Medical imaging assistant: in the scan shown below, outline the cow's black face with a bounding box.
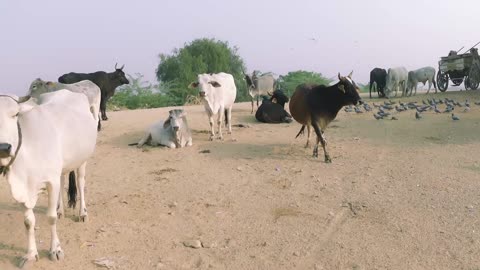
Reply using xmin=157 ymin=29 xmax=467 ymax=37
xmin=338 ymin=73 xmax=362 ymax=106
xmin=114 ymin=69 xmax=129 ymax=85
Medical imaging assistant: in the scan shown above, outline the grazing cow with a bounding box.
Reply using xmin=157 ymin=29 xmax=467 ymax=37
xmin=406 ymin=67 xmax=437 ymax=96
xmin=29 ymin=78 xmax=102 ymax=130
xmin=133 ymin=109 xmax=192 ymax=148
xmin=244 ymin=71 xmax=276 ymax=113
xmin=369 ymin=68 xmax=387 ymax=98
xmin=255 ymin=90 xmax=293 ymax=123
xmin=58 ymin=63 xmax=129 ymax=121
xmin=289 ymin=72 xmax=362 ymax=163
xmin=385 ymin=67 xmax=408 ymax=97
xmin=189 ymin=72 xmax=237 ymax=140
xmin=0 ymin=90 xmax=97 ymax=267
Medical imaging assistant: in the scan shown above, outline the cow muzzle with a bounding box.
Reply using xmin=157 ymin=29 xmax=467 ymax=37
xmin=0 ymin=143 xmax=12 ymax=158
xmin=199 ymin=92 xmax=206 ymax=98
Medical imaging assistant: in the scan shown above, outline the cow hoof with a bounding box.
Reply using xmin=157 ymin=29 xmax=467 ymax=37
xmin=325 ymin=156 xmax=332 ymax=163
xmin=19 ymin=252 xmax=39 ymax=268
xmin=57 ymin=212 xmax=63 ymax=219
xmin=49 ymin=248 xmax=64 ymax=261
xmin=80 ymin=215 xmax=89 ymax=222
xmin=209 ymin=136 xmax=215 ymax=141
xmin=218 ymin=136 xmax=224 ymax=141
xmin=102 ymin=116 xmax=108 ymax=121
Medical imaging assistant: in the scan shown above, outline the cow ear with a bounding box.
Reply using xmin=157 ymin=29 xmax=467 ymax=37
xmin=46 ymin=81 xmax=54 ymax=86
xmin=18 ymin=95 xmax=31 ymax=103
xmin=209 ymin=81 xmax=221 ymax=87
xmin=338 ymin=73 xmax=342 ymax=81
xmin=338 ymin=84 xmax=345 ymax=93
xmin=163 ymin=117 xmax=171 ymax=129
xmin=188 ymin=82 xmax=199 ymax=89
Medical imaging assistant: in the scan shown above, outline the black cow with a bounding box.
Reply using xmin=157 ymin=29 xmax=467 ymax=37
xmin=58 ymin=63 xmax=129 ymax=121
xmin=369 ymin=68 xmax=387 ymax=98
xmin=255 ymin=90 xmax=292 ymax=123
xmin=289 ymin=72 xmax=362 ymax=163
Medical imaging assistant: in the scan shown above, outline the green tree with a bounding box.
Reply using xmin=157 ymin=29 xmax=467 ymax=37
xmin=156 ymin=38 xmax=249 ymax=104
xmin=109 ymin=73 xmax=171 ymax=109
xmin=277 ymin=70 xmax=331 ymax=96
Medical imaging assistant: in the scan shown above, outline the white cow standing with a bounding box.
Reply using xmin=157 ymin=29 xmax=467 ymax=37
xmin=406 ymin=67 xmax=437 ymax=96
xmin=29 ymin=78 xmax=102 ymax=130
xmin=385 ymin=67 xmax=408 ymax=97
xmin=0 ymin=90 xmax=98 ymax=267
xmin=189 ymin=73 xmax=237 ymax=140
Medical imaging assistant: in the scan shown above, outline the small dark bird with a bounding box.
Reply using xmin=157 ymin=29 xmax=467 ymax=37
xmin=474 ymin=101 xmax=480 ymax=106
xmin=434 ymin=106 xmax=441 ymax=113
xmin=344 ymin=105 xmax=353 ymax=112
xmin=383 ymin=104 xmax=394 ymax=110
xmin=451 ymin=113 xmax=460 ymax=121
xmin=463 ymin=107 xmax=470 ymax=113
xmin=363 ymin=103 xmax=372 ymax=112
xmin=415 ymin=111 xmax=422 ymax=119
xmin=373 ymin=102 xmax=381 ymax=108
xmin=422 ymin=100 xmax=427 ymax=105
xmin=391 ymin=116 xmax=398 ymax=120
xmin=395 ymin=105 xmax=404 ymax=112
xmin=373 ymin=113 xmax=383 ymax=120
xmin=354 ymin=106 xmax=363 ymax=113
xmin=443 ymin=106 xmax=454 ymax=113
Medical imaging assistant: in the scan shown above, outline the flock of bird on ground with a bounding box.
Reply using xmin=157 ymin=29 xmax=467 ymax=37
xmin=343 ymin=96 xmax=480 ymax=121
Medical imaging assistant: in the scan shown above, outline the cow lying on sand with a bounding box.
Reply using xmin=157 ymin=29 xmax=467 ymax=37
xmin=255 ymin=90 xmax=292 ymax=123
xmin=130 ymin=109 xmax=192 ymax=148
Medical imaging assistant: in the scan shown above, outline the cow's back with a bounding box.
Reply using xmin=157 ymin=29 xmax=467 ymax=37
xmin=37 ymin=90 xmax=97 ymax=171
xmin=290 ymin=84 xmax=315 ymax=125
xmin=59 ymin=71 xmax=108 ymax=89
xmin=214 ymin=72 xmax=237 ymax=106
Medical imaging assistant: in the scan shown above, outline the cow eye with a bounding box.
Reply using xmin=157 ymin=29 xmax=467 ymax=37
xmin=12 ymin=113 xmax=19 ymax=118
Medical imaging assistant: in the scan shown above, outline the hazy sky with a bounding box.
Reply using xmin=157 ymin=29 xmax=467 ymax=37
xmin=1 ymin=0 xmax=479 ymax=95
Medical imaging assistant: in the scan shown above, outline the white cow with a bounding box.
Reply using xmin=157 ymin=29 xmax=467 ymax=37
xmin=29 ymin=78 xmax=102 ymax=130
xmin=244 ymin=71 xmax=276 ymax=113
xmin=385 ymin=67 xmax=408 ymax=97
xmin=406 ymin=67 xmax=437 ymax=96
xmin=135 ymin=109 xmax=193 ymax=148
xmin=189 ymin=72 xmax=237 ymax=140
xmin=0 ymin=90 xmax=97 ymax=267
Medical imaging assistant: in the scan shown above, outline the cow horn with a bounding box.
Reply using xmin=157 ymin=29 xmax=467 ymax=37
xmin=115 ymin=63 xmax=118 ymax=69
xmin=348 ymin=70 xmax=353 ymax=78
xmin=120 ymin=64 xmax=125 ymax=70
xmin=18 ymin=95 xmax=31 ymax=103
xmin=338 ymin=72 xmax=342 ymax=80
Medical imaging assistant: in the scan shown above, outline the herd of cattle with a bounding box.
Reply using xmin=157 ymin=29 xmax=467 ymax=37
xmin=369 ymin=66 xmax=437 ymax=98
xmin=0 ymin=61 xmax=459 ymax=266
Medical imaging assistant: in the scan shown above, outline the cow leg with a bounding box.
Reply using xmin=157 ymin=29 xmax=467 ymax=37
xmin=305 ymin=125 xmax=311 ymax=148
xmin=251 ymin=98 xmax=254 ymax=114
xmin=76 ymin=162 xmax=88 ymax=222
xmin=46 ymin=180 xmax=64 ymax=261
xmin=311 ymin=118 xmax=331 ymax=163
xmin=226 ymin=106 xmax=233 ymax=134
xmin=57 ymin=174 xmax=66 ymax=219
xmin=19 ymin=208 xmax=39 ymax=268
xmin=208 ymin=113 xmax=215 ymax=141
xmin=137 ymin=132 xmax=152 ymax=148
xmin=217 ymin=108 xmax=224 ymax=140
xmin=100 ymin=98 xmax=108 ymax=121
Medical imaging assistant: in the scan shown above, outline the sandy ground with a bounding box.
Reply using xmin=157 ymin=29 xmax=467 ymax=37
xmin=1 ymin=90 xmax=480 ymax=270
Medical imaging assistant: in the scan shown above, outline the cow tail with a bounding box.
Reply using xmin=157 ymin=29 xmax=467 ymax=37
xmin=67 ymin=171 xmax=77 ymax=209
xmin=295 ymin=125 xmax=306 ymax=138
xmin=432 ymin=75 xmax=437 ymax=90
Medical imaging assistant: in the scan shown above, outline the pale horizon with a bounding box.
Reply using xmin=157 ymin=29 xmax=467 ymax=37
xmin=1 ymin=0 xmax=479 ymax=95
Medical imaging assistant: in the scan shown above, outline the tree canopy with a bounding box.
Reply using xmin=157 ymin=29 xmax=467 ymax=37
xmin=276 ymin=70 xmax=331 ymax=96
xmin=156 ymin=38 xmax=249 ymax=103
